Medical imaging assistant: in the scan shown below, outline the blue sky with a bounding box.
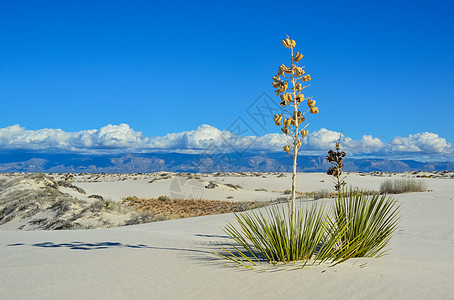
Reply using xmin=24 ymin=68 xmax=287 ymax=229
xmin=1 ymin=1 xmax=453 ymax=161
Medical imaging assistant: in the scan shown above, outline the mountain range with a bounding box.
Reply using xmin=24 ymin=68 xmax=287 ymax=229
xmin=0 ymin=151 xmax=453 ymax=173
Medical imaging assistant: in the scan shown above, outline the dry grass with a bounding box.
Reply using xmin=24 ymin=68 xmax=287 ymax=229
xmin=122 ymin=196 xmax=268 ymax=220
xmin=379 ymin=178 xmax=428 ymax=194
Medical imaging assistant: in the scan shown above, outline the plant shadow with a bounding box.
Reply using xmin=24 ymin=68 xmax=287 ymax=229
xmin=7 ymin=241 xmax=212 ymax=255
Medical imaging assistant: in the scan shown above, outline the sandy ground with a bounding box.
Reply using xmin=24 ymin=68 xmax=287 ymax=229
xmin=1 ymin=172 xmax=454 ymax=299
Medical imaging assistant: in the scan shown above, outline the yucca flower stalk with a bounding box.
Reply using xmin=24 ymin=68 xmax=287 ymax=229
xmin=327 ymin=137 xmax=347 ymax=194
xmin=273 ymin=37 xmax=319 ymax=224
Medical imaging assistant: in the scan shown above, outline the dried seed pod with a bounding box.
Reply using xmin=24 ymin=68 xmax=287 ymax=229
xmin=283 ymin=118 xmax=292 ymax=128
xmin=284 ymin=145 xmax=290 ymax=153
xmin=302 ymin=74 xmax=311 ymax=82
xmin=296 ymin=94 xmax=304 ymax=103
xmin=281 ymin=127 xmax=289 ymax=134
xmin=272 ymin=81 xmax=280 ymax=88
xmin=272 ymin=75 xmax=280 ymax=81
xmin=301 ymin=129 xmax=309 ymax=137
xmin=274 ymin=114 xmax=282 ymax=123
xmin=280 ymin=100 xmax=287 ymax=107
xmin=298 ymin=116 xmax=305 ymax=124
xmin=295 ymin=67 xmax=304 ymax=76
xmin=284 ymin=66 xmax=292 ymax=74
xmin=282 ymin=39 xmax=291 ymax=48
xmin=307 ymin=99 xmax=316 ymax=108
xmin=286 ymin=94 xmax=292 ymax=102
xmin=310 ymin=106 xmax=319 ymax=114
xmin=295 ymin=83 xmax=302 ymax=91
xmin=294 ymin=53 xmax=303 ymax=62
xmin=290 ymin=40 xmax=296 ymax=48
xmin=278 ymin=64 xmax=287 ymax=76
xmin=296 ymin=140 xmax=301 ymax=149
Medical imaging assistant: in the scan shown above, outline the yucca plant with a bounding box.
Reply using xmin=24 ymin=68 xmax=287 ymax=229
xmin=216 ymin=38 xmax=399 ymax=270
xmin=328 ymin=189 xmax=400 ymax=265
xmin=218 ymin=203 xmax=346 ymax=268
xmin=273 ymin=37 xmax=319 ymax=223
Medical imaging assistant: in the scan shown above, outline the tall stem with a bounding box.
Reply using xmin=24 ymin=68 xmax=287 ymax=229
xmin=290 ymin=46 xmax=299 ymax=226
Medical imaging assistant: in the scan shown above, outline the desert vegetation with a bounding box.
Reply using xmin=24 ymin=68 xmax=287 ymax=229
xmin=217 ymin=38 xmax=400 ymax=269
xmin=122 ymin=196 xmax=270 ymax=220
xmin=218 ymin=188 xmax=399 ymax=268
xmin=326 ymin=138 xmax=347 ymax=192
xmin=379 ymin=178 xmax=428 ymax=194
xmin=272 ymin=36 xmax=319 ymax=222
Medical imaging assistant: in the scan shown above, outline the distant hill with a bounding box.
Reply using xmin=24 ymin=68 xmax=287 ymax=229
xmin=0 ymin=151 xmax=453 ymax=173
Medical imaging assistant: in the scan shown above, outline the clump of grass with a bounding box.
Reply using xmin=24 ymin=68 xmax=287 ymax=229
xmin=255 ymin=188 xmax=268 ymax=192
xmin=283 ymin=189 xmax=292 ymax=195
xmin=157 ymin=195 xmax=171 ymax=201
xmin=379 ymin=178 xmax=428 ymax=194
xmin=313 ymin=189 xmax=332 ymax=200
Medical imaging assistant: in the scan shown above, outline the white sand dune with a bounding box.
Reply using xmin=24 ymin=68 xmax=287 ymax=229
xmin=1 ymin=172 xmax=454 ymax=299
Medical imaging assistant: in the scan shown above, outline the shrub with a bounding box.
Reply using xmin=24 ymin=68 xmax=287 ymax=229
xmin=313 ymin=189 xmax=332 ymax=200
xmin=379 ymin=178 xmax=428 ymax=194
xmin=225 ymin=183 xmax=242 ymax=190
xmin=157 ymin=195 xmax=171 ymax=201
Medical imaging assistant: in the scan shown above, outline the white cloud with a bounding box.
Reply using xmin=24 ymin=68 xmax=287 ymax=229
xmin=389 ymin=132 xmax=450 ymax=153
xmin=0 ymin=124 xmax=452 ymax=161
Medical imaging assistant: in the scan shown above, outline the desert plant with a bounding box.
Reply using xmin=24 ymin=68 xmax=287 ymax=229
xmin=218 ymin=190 xmax=400 ymax=268
xmin=326 ymin=137 xmax=347 ymax=193
xmin=379 ymin=178 xmax=428 ymax=194
xmin=272 ymin=37 xmax=319 ymax=223
xmin=313 ymin=189 xmax=332 ymax=200
xmin=218 ymin=203 xmax=345 ymax=268
xmin=329 ymin=189 xmax=400 ymax=263
xmin=157 ymin=195 xmax=171 ymax=201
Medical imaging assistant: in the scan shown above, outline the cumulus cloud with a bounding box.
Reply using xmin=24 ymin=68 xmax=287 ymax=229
xmin=0 ymin=124 xmax=452 ymax=161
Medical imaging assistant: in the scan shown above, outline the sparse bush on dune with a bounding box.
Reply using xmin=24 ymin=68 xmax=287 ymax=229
xmin=225 ymin=183 xmax=242 ymax=190
xmin=379 ymin=178 xmax=428 ymax=194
